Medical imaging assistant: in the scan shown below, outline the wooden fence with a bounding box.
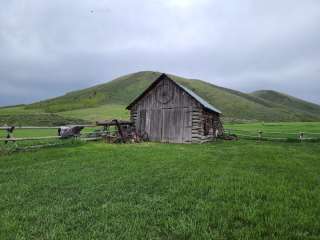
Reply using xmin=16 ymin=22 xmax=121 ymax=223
xmin=1 ymin=125 xmax=319 ymax=147
xmin=224 ymin=129 xmax=320 ymax=142
xmin=0 ymin=125 xmax=103 ymax=143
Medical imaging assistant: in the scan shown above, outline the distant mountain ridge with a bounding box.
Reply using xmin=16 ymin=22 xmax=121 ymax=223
xmin=3 ymin=71 xmax=320 ymax=124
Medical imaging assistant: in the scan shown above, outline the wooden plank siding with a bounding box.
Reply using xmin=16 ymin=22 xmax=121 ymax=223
xmin=128 ymin=75 xmax=223 ymax=143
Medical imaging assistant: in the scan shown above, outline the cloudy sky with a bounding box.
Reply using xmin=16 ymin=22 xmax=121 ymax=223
xmin=1 ymin=0 xmax=320 ymax=106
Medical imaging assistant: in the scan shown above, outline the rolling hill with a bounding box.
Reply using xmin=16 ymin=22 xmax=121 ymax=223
xmin=2 ymin=71 xmax=320 ymax=125
xmin=251 ymin=90 xmax=320 ymax=119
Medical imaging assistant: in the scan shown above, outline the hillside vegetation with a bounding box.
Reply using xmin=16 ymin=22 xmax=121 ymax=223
xmin=252 ymin=90 xmax=320 ymax=119
xmin=2 ymin=71 xmax=320 ymax=125
xmin=0 ymin=106 xmax=86 ymax=126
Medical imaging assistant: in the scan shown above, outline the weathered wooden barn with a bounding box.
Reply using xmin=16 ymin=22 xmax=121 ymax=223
xmin=126 ymin=74 xmax=223 ymax=143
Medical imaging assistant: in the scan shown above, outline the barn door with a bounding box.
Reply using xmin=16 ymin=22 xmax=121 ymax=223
xmin=161 ymin=108 xmax=191 ymax=143
xmin=137 ymin=110 xmax=146 ymax=136
xmin=148 ymin=109 xmax=162 ymax=141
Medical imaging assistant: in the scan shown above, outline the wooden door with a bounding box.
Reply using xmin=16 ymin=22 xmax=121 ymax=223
xmin=137 ymin=109 xmax=146 ymax=136
xmin=161 ymin=108 xmax=191 ymax=143
xmin=148 ymin=109 xmax=162 ymax=141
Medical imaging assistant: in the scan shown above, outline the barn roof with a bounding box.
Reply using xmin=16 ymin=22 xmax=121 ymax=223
xmin=175 ymin=82 xmax=221 ymax=114
xmin=126 ymin=73 xmax=222 ymax=114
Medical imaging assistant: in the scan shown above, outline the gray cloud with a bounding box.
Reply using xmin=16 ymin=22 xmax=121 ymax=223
xmin=1 ymin=0 xmax=320 ymax=106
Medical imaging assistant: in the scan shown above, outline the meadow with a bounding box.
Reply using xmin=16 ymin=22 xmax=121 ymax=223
xmin=1 ymin=122 xmax=320 ymax=239
xmin=1 ymin=140 xmax=320 ymax=239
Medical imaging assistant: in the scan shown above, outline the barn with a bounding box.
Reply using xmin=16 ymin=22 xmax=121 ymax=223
xmin=126 ymin=74 xmax=223 ymax=143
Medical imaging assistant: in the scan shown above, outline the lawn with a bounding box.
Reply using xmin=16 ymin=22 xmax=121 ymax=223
xmin=1 ymin=140 xmax=320 ymax=239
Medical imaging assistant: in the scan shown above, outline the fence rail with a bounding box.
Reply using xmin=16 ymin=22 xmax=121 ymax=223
xmin=224 ymin=128 xmax=320 ymax=142
xmin=0 ymin=125 xmax=96 ymax=130
xmin=0 ymin=124 xmax=104 ymax=143
xmin=1 ymin=125 xmax=320 ymax=147
xmin=0 ymin=136 xmax=61 ymax=142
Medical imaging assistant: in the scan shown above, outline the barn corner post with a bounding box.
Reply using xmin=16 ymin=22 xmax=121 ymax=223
xmin=126 ymin=73 xmax=223 ymax=144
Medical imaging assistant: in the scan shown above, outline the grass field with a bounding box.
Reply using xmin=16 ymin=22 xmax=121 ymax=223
xmin=0 ymin=129 xmax=57 ymax=138
xmin=1 ymin=140 xmax=320 ymax=239
xmin=58 ymin=104 xmax=129 ymax=122
xmin=1 ymin=122 xmax=320 ymax=239
xmin=0 ymin=106 xmax=86 ymax=127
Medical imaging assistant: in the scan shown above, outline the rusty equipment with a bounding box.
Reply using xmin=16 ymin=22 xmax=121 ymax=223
xmin=96 ymin=119 xmax=143 ymax=143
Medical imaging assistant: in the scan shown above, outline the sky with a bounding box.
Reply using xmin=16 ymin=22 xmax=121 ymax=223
xmin=1 ymin=0 xmax=320 ymax=106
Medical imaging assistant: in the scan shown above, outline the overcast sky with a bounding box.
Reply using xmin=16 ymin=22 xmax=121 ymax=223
xmin=1 ymin=0 xmax=320 ymax=106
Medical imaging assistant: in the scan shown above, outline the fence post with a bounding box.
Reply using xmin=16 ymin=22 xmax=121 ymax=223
xmin=5 ymin=126 xmax=15 ymax=144
xmin=299 ymin=132 xmax=304 ymax=142
xmin=258 ymin=130 xmax=262 ymax=140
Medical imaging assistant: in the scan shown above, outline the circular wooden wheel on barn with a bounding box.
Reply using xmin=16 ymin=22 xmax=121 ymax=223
xmin=156 ymin=82 xmax=174 ymax=104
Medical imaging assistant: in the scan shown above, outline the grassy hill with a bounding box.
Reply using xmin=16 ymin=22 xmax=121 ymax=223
xmin=251 ymin=90 xmax=320 ymax=119
xmin=2 ymin=71 xmax=320 ymax=125
xmin=0 ymin=105 xmax=87 ymax=126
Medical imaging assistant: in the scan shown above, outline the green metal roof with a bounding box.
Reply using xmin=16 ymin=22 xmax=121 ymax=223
xmin=176 ymin=82 xmax=222 ymax=114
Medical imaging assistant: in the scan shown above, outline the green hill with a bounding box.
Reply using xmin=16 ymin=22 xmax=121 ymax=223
xmin=2 ymin=71 xmax=320 ymax=125
xmin=251 ymin=90 xmax=320 ymax=119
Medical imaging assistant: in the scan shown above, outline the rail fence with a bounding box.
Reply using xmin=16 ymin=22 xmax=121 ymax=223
xmin=224 ymin=128 xmax=320 ymax=142
xmin=0 ymin=125 xmax=112 ymax=153
xmin=1 ymin=125 xmax=319 ymax=154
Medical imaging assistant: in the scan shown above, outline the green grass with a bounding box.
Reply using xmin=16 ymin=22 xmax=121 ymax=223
xmin=58 ymin=104 xmax=129 ymax=123
xmin=0 ymin=106 xmax=87 ymax=127
xmin=252 ymin=90 xmax=320 ymax=117
xmin=0 ymin=129 xmax=57 ymax=138
xmin=1 ymin=140 xmax=320 ymax=239
xmin=0 ymin=106 xmax=43 ymax=115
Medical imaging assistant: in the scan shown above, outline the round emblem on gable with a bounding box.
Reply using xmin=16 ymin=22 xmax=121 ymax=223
xmin=156 ymin=82 xmax=174 ymax=104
